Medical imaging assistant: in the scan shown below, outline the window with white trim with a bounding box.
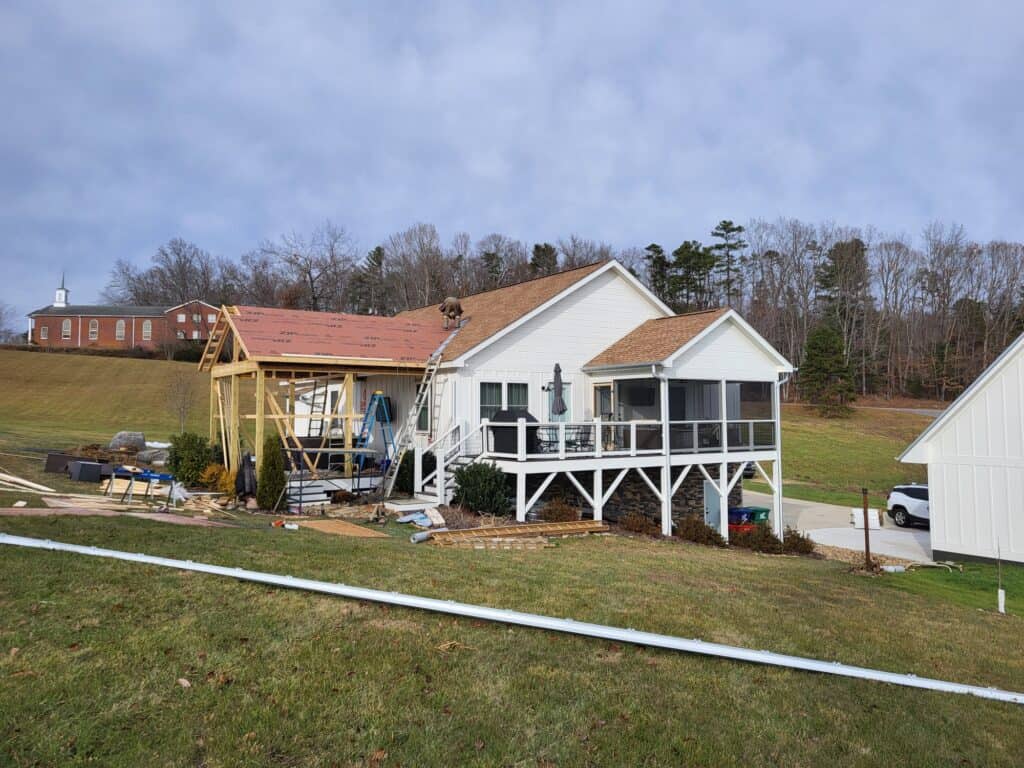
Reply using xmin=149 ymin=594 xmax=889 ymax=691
xmin=416 ymin=384 xmax=431 ymax=432
xmin=207 ymin=313 xmax=216 ymax=323
xmin=192 ymin=313 xmax=201 ymax=323
xmin=192 ymin=330 xmax=199 ymax=340
xmin=142 ymin=320 xmax=152 ymax=341
xmin=480 ymin=382 xmax=502 ymax=421
xmin=177 ymin=313 xmax=186 ymax=322
xmin=61 ymin=319 xmax=71 ymax=339
xmin=176 ymin=330 xmax=185 ymax=339
xmin=88 ymin=319 xmax=99 ymax=340
xmin=115 ymin=319 xmax=125 ymax=341
xmin=39 ymin=325 xmax=48 ymax=340
xmin=479 ymin=382 xmax=529 ymax=421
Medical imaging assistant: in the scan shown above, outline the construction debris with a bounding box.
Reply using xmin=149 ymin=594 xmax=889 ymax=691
xmin=430 ymin=520 xmax=608 ymax=545
xmin=0 ymin=472 xmax=56 ymax=494
xmin=298 ymin=519 xmax=389 ymax=538
xmin=444 ymin=536 xmax=552 ymax=551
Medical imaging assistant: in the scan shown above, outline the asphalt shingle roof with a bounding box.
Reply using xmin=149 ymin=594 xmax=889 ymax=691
xmin=585 ymin=308 xmax=729 ymax=368
xmin=28 ymin=304 xmax=169 ymax=317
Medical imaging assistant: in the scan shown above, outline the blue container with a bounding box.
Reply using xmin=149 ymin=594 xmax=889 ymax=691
xmin=728 ymin=506 xmax=753 ymax=524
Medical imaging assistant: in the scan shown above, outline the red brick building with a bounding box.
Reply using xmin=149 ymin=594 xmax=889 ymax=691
xmin=27 ymin=278 xmax=218 ymax=351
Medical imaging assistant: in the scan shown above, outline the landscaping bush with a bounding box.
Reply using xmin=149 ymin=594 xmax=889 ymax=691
xmin=619 ymin=510 xmax=659 ymax=535
xmin=168 ymin=432 xmax=216 ymax=485
xmin=730 ymin=524 xmax=784 ymax=554
xmin=537 ymin=496 xmax=580 ymax=522
xmin=256 ymin=434 xmax=286 ymax=511
xmin=674 ymin=516 xmax=727 ymax=547
xmin=452 ymin=461 xmax=510 ymax=517
xmin=199 ymin=463 xmax=236 ymax=496
xmin=392 ymin=450 xmax=436 ymax=496
xmin=783 ymin=527 xmax=816 ymax=555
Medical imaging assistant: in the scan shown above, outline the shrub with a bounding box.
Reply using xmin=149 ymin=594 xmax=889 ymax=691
xmin=392 ymin=451 xmax=436 ymax=496
xmin=452 ymin=461 xmax=510 ymax=517
xmin=256 ymin=434 xmax=286 ymax=511
xmin=730 ymin=524 xmax=784 ymax=554
xmin=199 ymin=463 xmax=237 ymax=496
xmin=674 ymin=516 xmax=727 ymax=547
xmin=168 ymin=432 xmax=215 ymax=486
xmin=783 ymin=527 xmax=816 ymax=555
xmin=537 ymin=496 xmax=580 ymax=522
xmin=619 ymin=510 xmax=659 ymax=535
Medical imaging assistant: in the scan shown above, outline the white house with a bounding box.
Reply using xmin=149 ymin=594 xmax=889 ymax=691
xmin=205 ymin=260 xmax=794 ymax=539
xmin=900 ymin=333 xmax=1024 ymax=564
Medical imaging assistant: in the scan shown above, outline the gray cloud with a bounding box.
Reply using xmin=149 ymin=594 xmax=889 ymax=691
xmin=2 ymin=1 xmax=1023 ymax=317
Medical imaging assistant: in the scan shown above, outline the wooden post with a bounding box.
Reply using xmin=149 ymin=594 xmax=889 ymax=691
xmin=254 ymin=369 xmax=266 ymax=475
xmin=230 ymin=372 xmax=241 ymax=470
xmin=862 ymin=486 xmax=872 ymax=570
xmin=208 ymin=375 xmax=217 ymax=443
xmin=343 ymin=373 xmax=354 ymax=478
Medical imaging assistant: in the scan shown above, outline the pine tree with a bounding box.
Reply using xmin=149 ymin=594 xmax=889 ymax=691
xmin=671 ymin=240 xmax=718 ymax=310
xmin=710 ymin=220 xmax=747 ymax=307
xmin=644 ymin=244 xmax=670 ymax=303
xmin=530 ymin=243 xmax=558 ymax=275
xmin=801 ymin=322 xmax=856 ymax=417
xmin=256 ymin=433 xmax=286 ymax=510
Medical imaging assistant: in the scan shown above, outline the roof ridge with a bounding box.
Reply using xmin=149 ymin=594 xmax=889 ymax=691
xmin=399 ymin=259 xmax=610 ymax=312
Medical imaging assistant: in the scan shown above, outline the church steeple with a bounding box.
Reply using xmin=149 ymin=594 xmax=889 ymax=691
xmin=54 ymin=273 xmax=69 ymax=308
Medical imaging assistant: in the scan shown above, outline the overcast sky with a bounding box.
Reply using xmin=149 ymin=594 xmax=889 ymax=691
xmin=2 ymin=1 xmax=1022 ymax=319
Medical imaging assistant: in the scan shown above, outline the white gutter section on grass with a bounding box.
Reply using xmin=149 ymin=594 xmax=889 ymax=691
xmin=2 ymin=532 xmax=1021 ymax=706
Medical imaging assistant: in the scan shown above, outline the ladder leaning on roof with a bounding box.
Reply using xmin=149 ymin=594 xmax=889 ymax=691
xmin=381 ymin=325 xmax=463 ymax=499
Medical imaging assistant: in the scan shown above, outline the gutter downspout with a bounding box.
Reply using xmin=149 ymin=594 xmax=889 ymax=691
xmin=653 ymin=364 xmax=672 ymax=536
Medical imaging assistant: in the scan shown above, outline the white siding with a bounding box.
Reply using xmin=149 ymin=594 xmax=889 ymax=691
xmin=923 ymin=352 xmax=1024 ymax=563
xmin=667 ymin=320 xmax=781 ymax=381
xmin=452 ymin=269 xmax=667 ymax=425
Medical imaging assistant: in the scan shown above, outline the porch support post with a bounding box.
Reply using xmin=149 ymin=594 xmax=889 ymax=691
xmin=436 ymin=453 xmax=446 ymax=505
xmin=593 ymin=469 xmax=603 ymax=522
xmin=414 ymin=444 xmax=423 ymax=495
xmin=343 ymin=373 xmax=355 ymax=478
xmin=515 ymin=472 xmax=527 ymax=522
xmin=254 ymin=369 xmax=266 ymax=475
xmin=208 ymin=375 xmax=217 ymax=442
xmin=773 ymin=377 xmax=784 ymax=536
xmin=659 ymin=368 xmax=672 ymax=536
xmin=719 ymin=460 xmax=729 ymax=541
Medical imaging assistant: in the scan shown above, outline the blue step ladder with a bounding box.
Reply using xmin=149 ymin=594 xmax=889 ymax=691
xmin=354 ymin=391 xmax=398 ymax=477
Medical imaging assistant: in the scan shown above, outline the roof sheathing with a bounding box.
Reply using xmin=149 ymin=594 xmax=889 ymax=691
xmin=396 ymin=261 xmax=609 ymax=361
xmin=585 ymin=308 xmax=729 ymax=368
xmin=228 ymin=306 xmax=453 ymax=365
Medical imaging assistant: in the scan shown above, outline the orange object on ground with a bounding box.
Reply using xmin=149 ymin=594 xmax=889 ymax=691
xmin=298 ymin=519 xmax=389 ymax=538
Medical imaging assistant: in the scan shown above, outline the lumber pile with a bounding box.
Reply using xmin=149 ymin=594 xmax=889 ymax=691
xmin=443 ymin=536 xmax=552 ymax=551
xmin=430 ymin=520 xmax=608 ymax=545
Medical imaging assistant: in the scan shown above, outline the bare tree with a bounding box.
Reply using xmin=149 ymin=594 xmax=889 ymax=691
xmin=0 ymin=302 xmax=20 ymax=343
xmin=166 ymin=370 xmax=198 ymax=434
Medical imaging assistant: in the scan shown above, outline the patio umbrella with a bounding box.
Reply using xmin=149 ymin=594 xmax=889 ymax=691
xmin=551 ymin=363 xmax=567 ymax=416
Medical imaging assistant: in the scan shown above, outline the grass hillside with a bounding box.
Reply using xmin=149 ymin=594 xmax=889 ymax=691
xmin=0 ymin=349 xmax=209 ymax=448
xmin=748 ymin=404 xmax=930 ymax=507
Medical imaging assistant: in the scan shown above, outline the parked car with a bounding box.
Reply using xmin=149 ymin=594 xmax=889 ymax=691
xmin=887 ymin=484 xmax=929 ymax=528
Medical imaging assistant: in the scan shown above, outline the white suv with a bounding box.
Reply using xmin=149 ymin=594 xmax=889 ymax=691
xmin=887 ymin=484 xmax=929 ymax=528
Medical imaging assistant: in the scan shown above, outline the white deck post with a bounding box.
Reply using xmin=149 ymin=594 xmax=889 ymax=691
xmin=414 ymin=445 xmax=423 ymax=495
xmin=719 ymin=460 xmax=729 ymax=541
xmin=594 ymin=418 xmax=603 ymax=458
xmin=659 ymin=372 xmax=672 ymax=536
xmin=517 ymin=418 xmax=526 ymax=461
xmin=593 ymin=468 xmax=603 ymax=521
xmin=515 ymin=471 xmax=527 ymax=521
xmin=436 ymin=453 xmax=446 ymax=505
xmin=772 ymin=378 xmax=784 ymax=536
xmin=558 ymin=422 xmax=566 ymax=460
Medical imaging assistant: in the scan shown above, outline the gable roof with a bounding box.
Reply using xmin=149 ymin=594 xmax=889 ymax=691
xmin=395 ymin=261 xmax=607 ymax=361
xmin=227 ymin=305 xmax=452 ymax=364
xmin=584 ymin=307 xmax=795 ymax=371
xmin=28 ymin=304 xmax=168 ymax=317
xmin=899 ymin=331 xmax=1024 ymax=463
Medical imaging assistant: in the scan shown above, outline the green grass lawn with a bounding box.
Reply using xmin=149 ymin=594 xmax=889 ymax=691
xmin=748 ymin=404 xmax=931 ymax=507
xmin=1 ymin=515 xmax=1022 ymax=767
xmin=0 ymin=349 xmax=209 ymax=449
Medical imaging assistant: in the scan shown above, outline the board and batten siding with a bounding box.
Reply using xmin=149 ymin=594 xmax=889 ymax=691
xmin=920 ymin=350 xmax=1024 ymax=563
xmin=666 ymin=320 xmax=782 ymax=381
xmin=451 ymin=269 xmax=668 ymax=426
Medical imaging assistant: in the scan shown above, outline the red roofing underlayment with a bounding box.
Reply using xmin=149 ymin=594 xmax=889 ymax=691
xmin=230 ymin=305 xmax=453 ymax=363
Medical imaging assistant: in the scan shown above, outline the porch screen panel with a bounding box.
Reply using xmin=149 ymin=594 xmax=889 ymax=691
xmin=668 ymin=380 xmax=720 ymax=420
xmin=480 ymin=382 xmax=502 ymax=421
xmin=726 ymin=382 xmax=773 ymax=419
xmin=615 ymin=378 xmax=659 ymax=421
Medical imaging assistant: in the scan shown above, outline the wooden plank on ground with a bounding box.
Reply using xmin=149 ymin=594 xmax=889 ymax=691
xmin=430 ymin=520 xmax=607 ymax=543
xmin=298 ymin=519 xmax=389 ymax=538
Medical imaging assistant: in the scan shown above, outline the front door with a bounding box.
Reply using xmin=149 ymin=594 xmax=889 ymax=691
xmin=703 ymin=480 xmax=720 ymax=529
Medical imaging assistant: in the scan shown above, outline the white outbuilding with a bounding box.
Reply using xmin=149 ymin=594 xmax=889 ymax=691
xmin=900 ymin=333 xmax=1024 ymax=564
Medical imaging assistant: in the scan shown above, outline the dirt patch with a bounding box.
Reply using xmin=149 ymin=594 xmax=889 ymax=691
xmin=814 ymin=543 xmax=912 ymax=567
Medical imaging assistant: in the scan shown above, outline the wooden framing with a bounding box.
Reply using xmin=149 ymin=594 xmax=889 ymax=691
xmin=200 ymin=306 xmax=428 ymax=478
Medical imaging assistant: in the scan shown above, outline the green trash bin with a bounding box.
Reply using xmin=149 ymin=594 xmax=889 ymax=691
xmin=748 ymin=506 xmax=770 ymax=523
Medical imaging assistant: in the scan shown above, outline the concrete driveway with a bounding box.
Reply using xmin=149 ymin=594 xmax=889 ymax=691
xmin=743 ymin=489 xmax=932 ymax=562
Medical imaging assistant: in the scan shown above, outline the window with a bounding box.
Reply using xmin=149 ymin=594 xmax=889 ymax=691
xmin=142 ymin=320 xmax=152 ymax=341
xmin=480 ymin=382 xmax=502 ymax=421
xmin=115 ymin=319 xmax=125 ymax=341
xmin=88 ymin=319 xmax=99 ymax=340
xmin=192 ymin=313 xmax=201 ymax=323
xmin=507 ymin=383 xmax=529 ymax=414
xmin=546 ymin=381 xmax=571 ymax=422
xmin=61 ymin=319 xmax=71 ymax=339
xmin=191 ymin=330 xmax=200 ymax=339
xmin=417 ymin=385 xmax=431 ymax=432
xmin=207 ymin=313 xmax=217 ymax=324
xmin=39 ymin=326 xmax=48 ymax=340
xmin=176 ymin=330 xmax=185 ymax=339
xmin=668 ymin=380 xmax=720 ymax=421
xmin=177 ymin=313 xmax=186 ymax=323
xmin=726 ymin=382 xmax=773 ymax=420
xmin=593 ymin=385 xmax=613 ymax=420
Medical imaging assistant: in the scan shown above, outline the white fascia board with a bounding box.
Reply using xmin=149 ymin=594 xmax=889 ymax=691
xmin=662 ymin=310 xmax=794 ymax=372
xmin=898 ymin=330 xmax=1024 ymax=464
xmin=448 ymin=261 xmax=673 ymax=367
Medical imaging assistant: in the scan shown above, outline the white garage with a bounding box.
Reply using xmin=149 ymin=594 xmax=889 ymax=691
xmin=900 ymin=333 xmax=1024 ymax=564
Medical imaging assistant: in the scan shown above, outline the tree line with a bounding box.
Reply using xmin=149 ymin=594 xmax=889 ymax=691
xmin=102 ymin=218 xmax=1024 ymax=402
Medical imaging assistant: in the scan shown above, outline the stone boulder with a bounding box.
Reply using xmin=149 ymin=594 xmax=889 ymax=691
xmin=109 ymin=431 xmax=146 ymax=452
